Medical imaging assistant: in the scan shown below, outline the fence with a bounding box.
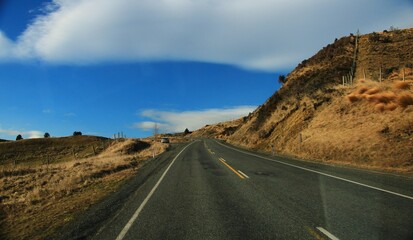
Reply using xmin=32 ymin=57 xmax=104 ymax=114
xmin=342 ymin=30 xmax=359 ymax=86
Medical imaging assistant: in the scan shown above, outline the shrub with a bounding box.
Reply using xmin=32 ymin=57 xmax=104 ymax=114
xmin=44 ymin=132 xmax=50 ymax=138
xmin=278 ymin=75 xmax=287 ymax=84
xmin=16 ymin=134 xmax=23 ymax=141
xmin=73 ymin=131 xmax=82 ymax=136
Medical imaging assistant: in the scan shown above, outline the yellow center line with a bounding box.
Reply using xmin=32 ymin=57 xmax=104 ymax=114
xmin=305 ymin=226 xmax=325 ymax=240
xmin=218 ymin=157 xmax=245 ymax=179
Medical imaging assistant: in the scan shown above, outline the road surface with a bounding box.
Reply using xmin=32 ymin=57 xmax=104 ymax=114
xmin=56 ymin=139 xmax=413 ymax=240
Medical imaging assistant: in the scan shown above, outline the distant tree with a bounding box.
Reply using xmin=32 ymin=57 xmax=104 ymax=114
xmin=16 ymin=134 xmax=23 ymax=141
xmin=44 ymin=132 xmax=50 ymax=138
xmin=73 ymin=131 xmax=82 ymax=136
xmin=184 ymin=128 xmax=190 ymax=135
xmin=278 ymin=75 xmax=287 ymax=84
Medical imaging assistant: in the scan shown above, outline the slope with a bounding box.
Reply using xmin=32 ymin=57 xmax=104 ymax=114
xmin=194 ymin=28 xmax=413 ymax=173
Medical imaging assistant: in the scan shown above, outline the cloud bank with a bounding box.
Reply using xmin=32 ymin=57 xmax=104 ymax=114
xmin=0 ymin=128 xmax=44 ymax=139
xmin=133 ymin=106 xmax=256 ymax=133
xmin=1 ymin=0 xmax=413 ymax=70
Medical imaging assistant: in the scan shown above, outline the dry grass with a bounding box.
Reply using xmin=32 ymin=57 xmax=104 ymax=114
xmin=347 ymin=94 xmax=360 ymax=102
xmin=346 ymin=80 xmax=413 ymax=112
xmin=397 ymin=92 xmax=413 ymax=108
xmin=365 ymin=87 xmax=381 ymax=95
xmin=0 ymin=138 xmax=170 ymax=239
xmin=394 ymin=81 xmax=411 ymax=90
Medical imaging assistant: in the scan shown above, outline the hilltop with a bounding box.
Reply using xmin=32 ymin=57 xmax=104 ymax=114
xmin=193 ymin=28 xmax=413 ymax=173
xmin=0 ymin=136 xmax=111 ymax=166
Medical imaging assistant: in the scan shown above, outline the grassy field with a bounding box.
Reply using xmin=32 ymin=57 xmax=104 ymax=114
xmin=0 ymin=136 xmax=169 ymax=239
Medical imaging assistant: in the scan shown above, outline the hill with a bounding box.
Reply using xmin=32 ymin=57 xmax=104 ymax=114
xmin=0 ymin=136 xmax=111 ymax=166
xmin=0 ymin=136 xmax=170 ymax=239
xmin=193 ymin=28 xmax=413 ymax=173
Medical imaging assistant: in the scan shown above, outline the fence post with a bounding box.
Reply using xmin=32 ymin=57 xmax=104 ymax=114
xmin=403 ymin=67 xmax=405 ymax=82
xmin=379 ymin=67 xmax=382 ymax=82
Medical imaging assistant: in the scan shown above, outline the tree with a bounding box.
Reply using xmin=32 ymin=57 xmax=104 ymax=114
xmin=44 ymin=132 xmax=50 ymax=138
xmin=278 ymin=75 xmax=287 ymax=84
xmin=16 ymin=134 xmax=23 ymax=141
xmin=184 ymin=128 xmax=190 ymax=135
xmin=73 ymin=131 xmax=82 ymax=136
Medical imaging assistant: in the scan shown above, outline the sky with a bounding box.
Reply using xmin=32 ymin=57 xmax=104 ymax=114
xmin=0 ymin=0 xmax=412 ymax=140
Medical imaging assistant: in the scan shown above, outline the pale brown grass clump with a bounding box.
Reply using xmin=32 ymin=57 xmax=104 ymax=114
xmin=357 ymin=86 xmax=369 ymax=94
xmin=367 ymin=92 xmax=397 ymax=104
xmin=347 ymin=94 xmax=360 ymax=102
xmin=375 ymin=103 xmax=386 ymax=112
xmin=397 ymin=92 xmax=413 ymax=108
xmin=393 ymin=81 xmax=411 ymax=90
xmin=365 ymin=87 xmax=381 ymax=95
xmin=347 ymin=80 xmax=413 ymax=112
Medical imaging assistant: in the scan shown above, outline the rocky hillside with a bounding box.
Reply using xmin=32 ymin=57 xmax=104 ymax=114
xmin=193 ymin=28 xmax=413 ymax=173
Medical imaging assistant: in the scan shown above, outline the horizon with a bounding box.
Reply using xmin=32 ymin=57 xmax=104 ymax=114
xmin=1 ymin=0 xmax=412 ymax=140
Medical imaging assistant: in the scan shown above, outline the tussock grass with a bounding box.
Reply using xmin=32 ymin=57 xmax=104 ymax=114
xmin=397 ymin=92 xmax=413 ymax=108
xmin=393 ymin=81 xmax=411 ymax=90
xmin=365 ymin=87 xmax=381 ymax=95
xmin=347 ymin=80 xmax=413 ymax=112
xmin=357 ymin=86 xmax=369 ymax=94
xmin=347 ymin=94 xmax=360 ymax=102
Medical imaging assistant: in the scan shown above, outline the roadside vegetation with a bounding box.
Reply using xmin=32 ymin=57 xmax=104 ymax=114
xmin=0 ymin=136 xmax=169 ymax=239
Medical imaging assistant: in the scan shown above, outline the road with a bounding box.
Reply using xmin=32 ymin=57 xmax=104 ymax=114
xmin=56 ymin=139 xmax=413 ymax=240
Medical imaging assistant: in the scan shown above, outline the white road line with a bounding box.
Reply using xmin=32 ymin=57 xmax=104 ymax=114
xmin=116 ymin=141 xmax=196 ymax=240
xmin=237 ymin=170 xmax=250 ymax=179
xmin=317 ymin=227 xmax=340 ymax=240
xmin=215 ymin=141 xmax=413 ymax=200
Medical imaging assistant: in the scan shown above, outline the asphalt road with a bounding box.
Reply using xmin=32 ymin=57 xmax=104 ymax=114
xmin=56 ymin=139 xmax=413 ymax=240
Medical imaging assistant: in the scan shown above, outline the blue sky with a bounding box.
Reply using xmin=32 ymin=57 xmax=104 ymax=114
xmin=0 ymin=0 xmax=412 ymax=139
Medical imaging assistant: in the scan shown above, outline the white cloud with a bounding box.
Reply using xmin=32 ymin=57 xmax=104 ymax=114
xmin=133 ymin=106 xmax=256 ymax=133
xmin=0 ymin=128 xmax=44 ymax=139
xmin=0 ymin=31 xmax=15 ymax=60
xmin=1 ymin=0 xmax=413 ymax=70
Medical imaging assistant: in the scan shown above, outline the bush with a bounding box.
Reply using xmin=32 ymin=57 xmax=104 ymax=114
xmin=278 ymin=75 xmax=287 ymax=84
xmin=44 ymin=132 xmax=50 ymax=138
xmin=16 ymin=134 xmax=23 ymax=141
xmin=73 ymin=131 xmax=82 ymax=136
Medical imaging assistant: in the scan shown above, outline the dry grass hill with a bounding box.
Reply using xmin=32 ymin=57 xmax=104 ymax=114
xmin=193 ymin=28 xmax=413 ymax=174
xmin=0 ymin=136 xmax=111 ymax=167
xmin=0 ymin=136 xmax=169 ymax=239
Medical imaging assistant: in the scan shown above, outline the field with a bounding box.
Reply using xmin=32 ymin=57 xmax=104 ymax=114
xmin=0 ymin=136 xmax=169 ymax=239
